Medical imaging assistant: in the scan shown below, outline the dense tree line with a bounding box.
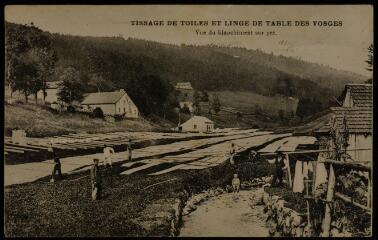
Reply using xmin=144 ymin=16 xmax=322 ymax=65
xmin=5 ymin=22 xmax=57 ymax=103
xmin=5 ymin=21 xmax=366 ymax=119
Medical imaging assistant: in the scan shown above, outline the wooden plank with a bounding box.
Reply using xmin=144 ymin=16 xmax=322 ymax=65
xmin=5 ymin=145 xmax=39 ymax=152
xmin=285 ymin=154 xmax=292 ymax=188
xmin=323 ymin=159 xmax=371 ymax=171
xmin=321 ymin=164 xmax=335 ymax=237
xmin=4 ymin=148 xmax=24 ymax=153
xmin=5 ymin=143 xmax=48 ymax=151
xmin=260 ymin=148 xmax=372 ymax=156
xmin=334 ymin=192 xmax=371 ymax=213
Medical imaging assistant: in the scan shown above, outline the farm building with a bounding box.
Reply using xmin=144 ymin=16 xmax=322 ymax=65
xmin=37 ymin=81 xmax=60 ymax=104
xmin=81 ymin=89 xmax=139 ymax=118
xmin=315 ymin=84 xmax=372 ymax=162
xmin=179 ymin=115 xmax=214 ymax=133
xmin=176 ymin=82 xmax=195 ymax=113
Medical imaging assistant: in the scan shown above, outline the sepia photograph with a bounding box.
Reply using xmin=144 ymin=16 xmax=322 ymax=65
xmin=3 ymin=4 xmax=373 ymax=237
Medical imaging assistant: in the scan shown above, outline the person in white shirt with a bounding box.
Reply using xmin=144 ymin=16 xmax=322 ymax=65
xmin=232 ymin=173 xmax=241 ymax=196
xmin=103 ymin=145 xmax=115 ymax=169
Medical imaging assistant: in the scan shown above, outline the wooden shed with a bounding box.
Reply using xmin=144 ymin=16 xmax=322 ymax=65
xmin=315 ymin=84 xmax=372 ymax=162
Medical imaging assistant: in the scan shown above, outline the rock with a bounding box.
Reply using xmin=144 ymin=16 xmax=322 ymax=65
xmin=216 ymin=187 xmax=224 ymax=194
xmin=265 ymin=176 xmax=272 ymax=183
xmin=330 ymin=227 xmax=341 ymax=237
xmin=294 ymin=226 xmax=304 ymax=237
xmin=182 ymin=207 xmax=190 ymax=215
xmin=225 ymin=185 xmax=233 ymax=193
xmin=285 ymin=215 xmax=292 ymax=228
xmin=208 ymin=189 xmax=216 ymax=197
xmin=302 ymin=224 xmax=314 ymax=237
xmin=291 ymin=215 xmax=302 ymax=227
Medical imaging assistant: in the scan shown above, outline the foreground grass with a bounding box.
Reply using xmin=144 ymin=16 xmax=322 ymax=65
xmin=5 ymin=103 xmax=171 ymax=137
xmin=5 ymin=158 xmax=274 ymax=237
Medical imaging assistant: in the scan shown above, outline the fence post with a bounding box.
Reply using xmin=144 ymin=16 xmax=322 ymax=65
xmin=321 ymin=163 xmax=335 ymax=237
xmin=285 ymin=153 xmax=292 ymax=188
xmin=367 ymin=171 xmax=371 ymax=209
xmin=312 ymin=161 xmax=317 ymax=196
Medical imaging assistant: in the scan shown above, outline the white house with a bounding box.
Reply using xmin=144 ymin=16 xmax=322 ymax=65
xmin=179 ymin=115 xmax=214 ymax=133
xmin=316 ymin=84 xmax=372 ymax=162
xmin=37 ymin=81 xmax=60 ymax=103
xmin=81 ymin=89 xmax=139 ymax=118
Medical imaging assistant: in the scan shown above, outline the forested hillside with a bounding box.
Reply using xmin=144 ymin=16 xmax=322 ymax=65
xmin=5 ymin=21 xmax=367 ymax=119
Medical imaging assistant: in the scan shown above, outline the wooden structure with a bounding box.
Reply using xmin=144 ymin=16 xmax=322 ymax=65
xmin=316 ymin=84 xmax=372 ymax=163
xmin=81 ymin=89 xmax=139 ymax=118
xmin=321 ymin=159 xmax=372 ymax=237
xmin=179 ymin=116 xmax=214 ymax=133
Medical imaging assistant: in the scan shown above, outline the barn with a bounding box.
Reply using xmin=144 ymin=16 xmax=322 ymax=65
xmin=81 ymin=89 xmax=139 ymax=118
xmin=179 ymin=115 xmax=214 ymax=133
xmin=316 ymin=83 xmax=372 ymax=162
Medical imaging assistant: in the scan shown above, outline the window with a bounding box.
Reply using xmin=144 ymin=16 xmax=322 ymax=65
xmin=193 ymin=124 xmax=197 ymax=129
xmin=124 ymin=108 xmax=126 ymax=113
xmin=119 ymin=107 xmax=121 ymax=112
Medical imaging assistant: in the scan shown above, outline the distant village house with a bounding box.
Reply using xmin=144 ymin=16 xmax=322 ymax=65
xmin=179 ymin=115 xmax=214 ymax=133
xmin=81 ymin=89 xmax=139 ymax=118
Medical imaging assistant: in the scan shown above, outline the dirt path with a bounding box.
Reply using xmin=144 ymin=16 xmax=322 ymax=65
xmin=179 ymin=189 xmax=269 ymax=237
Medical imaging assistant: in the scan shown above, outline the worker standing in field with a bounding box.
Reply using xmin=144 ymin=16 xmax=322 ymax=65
xmin=127 ymin=139 xmax=133 ymax=161
xmin=90 ymin=158 xmax=102 ymax=200
xmin=271 ymin=153 xmax=285 ymax=186
xmin=50 ymin=157 xmax=62 ymax=182
xmin=232 ymin=173 xmax=241 ymax=197
xmin=103 ymin=145 xmax=115 ymax=169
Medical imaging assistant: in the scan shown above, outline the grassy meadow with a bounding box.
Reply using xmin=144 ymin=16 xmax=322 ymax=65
xmin=4 ymin=102 xmax=171 ymax=137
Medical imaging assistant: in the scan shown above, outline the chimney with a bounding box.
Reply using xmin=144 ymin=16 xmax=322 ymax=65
xmin=120 ymin=89 xmax=125 ymax=93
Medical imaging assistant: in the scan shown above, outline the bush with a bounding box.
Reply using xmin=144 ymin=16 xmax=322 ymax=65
xmin=67 ymin=105 xmax=75 ymax=113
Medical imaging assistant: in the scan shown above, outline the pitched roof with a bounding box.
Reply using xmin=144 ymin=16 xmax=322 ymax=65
xmin=175 ymin=82 xmax=193 ymax=90
xmin=344 ymin=84 xmax=372 ymax=107
xmin=81 ymin=90 xmax=125 ymax=105
xmin=316 ymin=107 xmax=372 ymax=134
xmin=181 ymin=116 xmax=213 ymax=126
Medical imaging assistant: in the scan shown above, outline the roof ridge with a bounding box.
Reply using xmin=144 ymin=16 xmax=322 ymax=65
xmin=346 ymin=83 xmax=373 ymax=86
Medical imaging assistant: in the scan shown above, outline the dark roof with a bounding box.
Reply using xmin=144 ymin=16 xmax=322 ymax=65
xmin=316 ymin=107 xmax=372 ymax=134
xmin=81 ymin=91 xmax=125 ymax=105
xmin=345 ymin=84 xmax=372 ymax=107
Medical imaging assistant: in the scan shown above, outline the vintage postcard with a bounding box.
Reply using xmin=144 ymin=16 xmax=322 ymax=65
xmin=4 ymin=5 xmax=373 ymax=237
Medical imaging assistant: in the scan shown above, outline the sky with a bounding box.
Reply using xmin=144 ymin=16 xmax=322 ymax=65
xmin=5 ymin=5 xmax=373 ymax=77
